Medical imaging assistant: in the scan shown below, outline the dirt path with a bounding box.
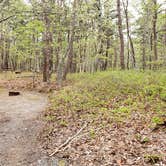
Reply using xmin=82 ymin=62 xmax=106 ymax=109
xmin=0 ymin=90 xmax=48 ymax=166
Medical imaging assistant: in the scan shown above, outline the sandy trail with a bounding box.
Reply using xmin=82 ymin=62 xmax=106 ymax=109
xmin=0 ymin=90 xmax=48 ymax=166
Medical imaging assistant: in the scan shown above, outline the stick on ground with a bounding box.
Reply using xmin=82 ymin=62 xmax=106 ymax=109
xmin=49 ymin=123 xmax=87 ymax=156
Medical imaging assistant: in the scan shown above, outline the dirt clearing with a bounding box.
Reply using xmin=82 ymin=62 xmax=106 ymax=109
xmin=0 ymin=90 xmax=48 ymax=166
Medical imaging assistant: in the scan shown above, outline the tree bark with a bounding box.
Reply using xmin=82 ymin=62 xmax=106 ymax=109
xmin=117 ymin=0 xmax=125 ymax=69
xmin=42 ymin=0 xmax=53 ymax=82
xmin=113 ymin=46 xmax=118 ymax=69
xmin=122 ymin=0 xmax=136 ymax=68
xmin=152 ymin=0 xmax=158 ymax=61
xmin=105 ymin=36 xmax=111 ymax=70
xmin=61 ymin=0 xmax=77 ymax=81
xmin=149 ymin=33 xmax=153 ymax=70
xmin=142 ymin=33 xmax=146 ymax=70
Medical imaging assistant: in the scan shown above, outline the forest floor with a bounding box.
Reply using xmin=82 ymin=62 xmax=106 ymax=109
xmin=0 ymin=71 xmax=165 ymax=166
xmin=41 ymin=70 xmax=166 ymax=166
xmin=0 ymin=89 xmax=49 ymax=166
xmin=0 ymin=71 xmax=57 ymax=92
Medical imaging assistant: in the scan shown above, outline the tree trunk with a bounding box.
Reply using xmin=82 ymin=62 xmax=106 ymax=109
xmin=61 ymin=0 xmax=77 ymax=81
xmin=42 ymin=0 xmax=53 ymax=82
xmin=117 ymin=0 xmax=125 ymax=69
xmin=142 ymin=33 xmax=146 ymax=70
xmin=105 ymin=36 xmax=111 ymax=70
xmin=4 ymin=38 xmax=10 ymax=69
xmin=149 ymin=33 xmax=153 ymax=70
xmin=113 ymin=46 xmax=118 ymax=69
xmin=152 ymin=0 xmax=158 ymax=62
xmin=127 ymin=40 xmax=130 ymax=70
xmin=122 ymin=0 xmax=136 ymax=68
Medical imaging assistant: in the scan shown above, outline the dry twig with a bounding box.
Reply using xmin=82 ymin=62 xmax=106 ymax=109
xmin=49 ymin=122 xmax=88 ymax=156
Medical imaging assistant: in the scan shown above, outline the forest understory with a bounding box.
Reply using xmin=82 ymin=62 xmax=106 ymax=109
xmin=29 ymin=70 xmax=166 ymax=166
xmin=0 ymin=70 xmax=166 ymax=166
xmin=0 ymin=0 xmax=166 ymax=165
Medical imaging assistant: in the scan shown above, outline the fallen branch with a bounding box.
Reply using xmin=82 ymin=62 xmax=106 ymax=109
xmin=60 ymin=126 xmax=103 ymax=152
xmin=49 ymin=122 xmax=88 ymax=156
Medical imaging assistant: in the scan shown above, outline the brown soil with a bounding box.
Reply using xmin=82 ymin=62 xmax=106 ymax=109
xmin=0 ymin=89 xmax=48 ymax=166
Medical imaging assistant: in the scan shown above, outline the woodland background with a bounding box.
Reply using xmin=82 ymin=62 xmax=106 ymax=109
xmin=0 ymin=0 xmax=165 ymax=85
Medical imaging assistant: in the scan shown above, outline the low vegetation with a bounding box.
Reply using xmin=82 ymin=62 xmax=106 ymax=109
xmin=42 ymin=70 xmax=166 ymax=165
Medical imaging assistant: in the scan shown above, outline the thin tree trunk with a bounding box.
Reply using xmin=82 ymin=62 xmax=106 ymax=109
xmin=149 ymin=33 xmax=153 ymax=70
xmin=142 ymin=33 xmax=146 ymax=70
xmin=62 ymin=0 xmax=77 ymax=81
xmin=42 ymin=0 xmax=53 ymax=82
xmin=127 ymin=40 xmax=130 ymax=70
xmin=122 ymin=0 xmax=136 ymax=68
xmin=152 ymin=0 xmax=158 ymax=62
xmin=113 ymin=46 xmax=118 ymax=69
xmin=105 ymin=36 xmax=111 ymax=69
xmin=4 ymin=38 xmax=10 ymax=69
xmin=117 ymin=0 xmax=125 ymax=69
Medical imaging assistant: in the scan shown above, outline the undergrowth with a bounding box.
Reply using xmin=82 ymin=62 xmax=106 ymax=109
xmin=47 ymin=70 xmax=166 ymax=127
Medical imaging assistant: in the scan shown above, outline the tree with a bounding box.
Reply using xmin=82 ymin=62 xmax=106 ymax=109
xmin=42 ymin=0 xmax=53 ymax=82
xmin=152 ymin=0 xmax=158 ymax=62
xmin=117 ymin=0 xmax=125 ymax=69
xmin=62 ymin=0 xmax=77 ymax=80
xmin=122 ymin=0 xmax=136 ymax=68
